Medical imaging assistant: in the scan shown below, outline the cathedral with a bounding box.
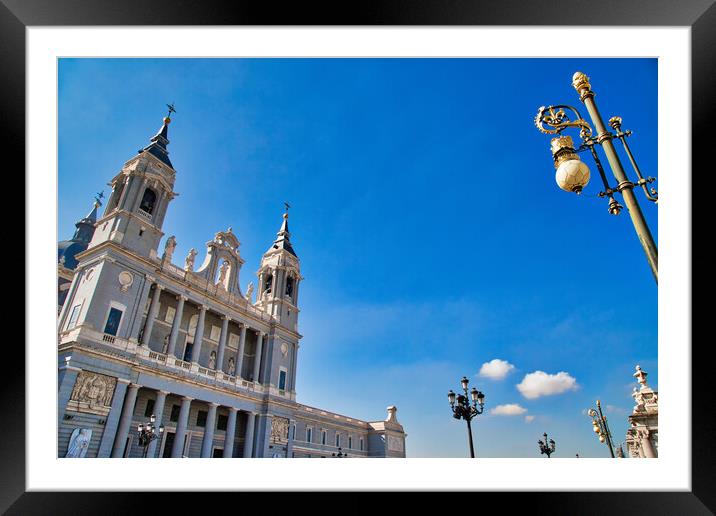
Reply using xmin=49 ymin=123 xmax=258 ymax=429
xmin=57 ymin=111 xmax=406 ymax=458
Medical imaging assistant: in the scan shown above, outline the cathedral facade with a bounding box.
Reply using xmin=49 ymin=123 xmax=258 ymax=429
xmin=57 ymin=113 xmax=406 ymax=458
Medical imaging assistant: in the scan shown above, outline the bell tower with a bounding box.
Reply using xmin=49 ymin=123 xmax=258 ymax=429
xmin=256 ymin=205 xmax=302 ymax=331
xmin=89 ymin=105 xmax=179 ymax=259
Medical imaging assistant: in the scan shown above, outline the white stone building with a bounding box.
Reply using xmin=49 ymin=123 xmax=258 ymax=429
xmin=57 ymin=112 xmax=406 ymax=458
xmin=625 ymin=365 xmax=658 ymax=458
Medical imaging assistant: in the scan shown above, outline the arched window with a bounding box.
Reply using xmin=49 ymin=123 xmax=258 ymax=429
xmin=139 ymin=188 xmax=157 ymax=215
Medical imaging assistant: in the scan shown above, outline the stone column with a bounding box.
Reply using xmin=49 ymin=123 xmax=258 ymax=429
xmin=141 ymin=283 xmax=164 ymax=346
xmin=132 ymin=177 xmax=149 ymax=212
xmin=223 ymin=408 xmax=238 ymax=458
xmin=640 ymin=430 xmax=657 ymax=458
xmin=57 ymin=360 xmax=81 ymax=426
xmin=97 ymin=378 xmax=130 ymax=457
xmin=200 ymin=402 xmax=219 ymax=458
xmin=171 ymin=396 xmax=193 ymax=458
xmin=290 ymin=343 xmax=299 ymax=392
xmin=166 ymin=295 xmax=186 ymax=358
xmin=146 ymin=390 xmax=169 ymax=458
xmin=128 ymin=275 xmax=154 ymax=342
xmin=252 ymin=332 xmax=264 ymax=383
xmin=243 ymin=411 xmax=256 ymax=458
xmin=215 ymin=315 xmax=230 ymax=371
xmin=116 ymin=176 xmax=130 ymax=211
xmin=235 ymin=324 xmax=247 ymax=380
xmin=110 ymin=383 xmax=141 ymax=458
xmin=190 ymin=305 xmax=207 ymax=364
xmin=286 ymin=419 xmax=295 ymax=458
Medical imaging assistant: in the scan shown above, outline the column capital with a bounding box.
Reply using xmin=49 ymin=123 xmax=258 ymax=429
xmin=244 ymin=410 xmax=257 ymax=417
xmin=222 ymin=314 xmax=232 ymax=321
xmin=208 ymin=402 xmax=220 ymax=408
xmin=198 ymin=304 xmax=208 ymax=312
xmin=154 ymin=283 xmax=165 ymax=291
xmin=181 ymin=395 xmax=194 ymax=402
xmin=158 ymin=390 xmax=171 ymax=396
xmin=116 ymin=377 xmax=132 ymax=385
xmin=177 ymin=294 xmax=188 ymax=302
xmin=127 ymin=382 xmax=142 ymax=390
xmin=145 ymin=274 xmax=156 ymax=283
xmin=228 ymin=407 xmax=239 ymax=413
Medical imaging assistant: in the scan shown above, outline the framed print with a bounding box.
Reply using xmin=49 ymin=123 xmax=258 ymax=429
xmin=5 ymin=0 xmax=713 ymax=512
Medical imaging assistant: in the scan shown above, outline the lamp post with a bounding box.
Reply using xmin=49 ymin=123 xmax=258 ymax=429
xmin=587 ymin=400 xmax=615 ymax=458
xmin=534 ymin=71 xmax=658 ymax=283
xmin=331 ymin=447 xmax=348 ymax=458
xmin=448 ymin=376 xmax=485 ymax=458
xmin=137 ymin=414 xmax=164 ymax=458
xmin=538 ymin=432 xmax=556 ymax=458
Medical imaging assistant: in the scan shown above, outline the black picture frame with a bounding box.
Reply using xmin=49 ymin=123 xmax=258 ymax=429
xmin=6 ymin=0 xmax=712 ymax=512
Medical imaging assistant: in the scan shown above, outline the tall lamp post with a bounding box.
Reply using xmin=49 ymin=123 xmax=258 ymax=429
xmin=137 ymin=414 xmax=164 ymax=458
xmin=534 ymin=71 xmax=658 ymax=283
xmin=448 ymin=376 xmax=485 ymax=458
xmin=538 ymin=432 xmax=556 ymax=458
xmin=587 ymin=400 xmax=615 ymax=458
xmin=331 ymin=447 xmax=348 ymax=458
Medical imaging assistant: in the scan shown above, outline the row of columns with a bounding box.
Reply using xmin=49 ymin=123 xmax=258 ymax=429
xmin=140 ymin=283 xmax=267 ymax=382
xmin=110 ymin=384 xmax=258 ymax=458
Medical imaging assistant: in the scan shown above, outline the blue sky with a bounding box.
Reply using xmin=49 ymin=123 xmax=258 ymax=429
xmin=58 ymin=58 xmax=658 ymax=457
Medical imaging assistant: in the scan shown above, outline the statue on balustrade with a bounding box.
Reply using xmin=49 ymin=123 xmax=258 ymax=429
xmin=184 ymin=248 xmax=197 ymax=272
xmin=209 ymin=350 xmax=217 ymax=370
xmin=162 ymin=235 xmax=177 ymax=263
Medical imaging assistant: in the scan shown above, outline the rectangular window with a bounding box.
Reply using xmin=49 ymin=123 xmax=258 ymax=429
xmin=210 ymin=325 xmax=221 ymax=341
xmin=170 ymin=404 xmax=180 ymax=422
xmin=144 ymin=398 xmax=155 ymax=418
xmin=196 ymin=410 xmax=208 ymax=427
xmin=349 ymin=436 xmax=352 ymax=449
xmin=165 ymin=306 xmax=176 ymax=323
xmin=291 ymin=424 xmax=296 ymax=440
xmin=360 ymin=438 xmax=364 ymax=451
xmin=306 ymin=427 xmax=312 ymax=443
xmin=103 ymin=307 xmax=123 ymax=336
xmin=67 ymin=304 xmax=81 ymax=329
xmin=321 ymin=430 xmax=326 ymax=445
xmin=217 ymin=414 xmax=228 ymax=431
xmin=278 ymin=370 xmax=287 ymax=391
xmin=182 ymin=341 xmax=193 ymax=362
xmin=162 ymin=432 xmax=175 ymax=458
xmin=336 ymin=433 xmax=340 ymax=447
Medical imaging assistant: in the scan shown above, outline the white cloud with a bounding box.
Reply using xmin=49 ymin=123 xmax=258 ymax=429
xmin=490 ymin=403 xmax=528 ymax=416
xmin=516 ymin=371 xmax=578 ymax=399
xmin=525 ymin=415 xmax=536 ymax=423
xmin=478 ymin=359 xmax=515 ymax=380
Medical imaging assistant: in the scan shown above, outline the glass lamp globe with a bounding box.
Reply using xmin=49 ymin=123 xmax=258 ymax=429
xmin=555 ymin=159 xmax=591 ymax=193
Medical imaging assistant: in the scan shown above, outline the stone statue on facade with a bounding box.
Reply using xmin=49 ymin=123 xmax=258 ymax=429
xmin=245 ymin=282 xmax=254 ymax=302
xmin=184 ymin=248 xmax=197 ymax=272
xmin=162 ymin=235 xmax=177 ymax=263
xmin=209 ymin=350 xmax=217 ymax=370
xmin=162 ymin=334 xmax=169 ymax=354
xmin=65 ymin=428 xmax=92 ymax=458
xmin=217 ymin=260 xmax=229 ymax=287
xmin=228 ymin=356 xmax=235 ymax=376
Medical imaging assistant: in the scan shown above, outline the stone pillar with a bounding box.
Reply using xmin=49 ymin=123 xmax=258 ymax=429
xmin=215 ymin=315 xmax=230 ymax=371
xmin=252 ymin=332 xmax=264 ymax=383
xmin=290 ymin=343 xmax=299 ymax=392
xmin=223 ymin=408 xmax=238 ymax=458
xmin=235 ymin=324 xmax=247 ymax=380
xmin=57 ymin=360 xmax=81 ymax=426
xmin=166 ymin=295 xmax=186 ymax=358
xmin=171 ymin=396 xmax=193 ymax=458
xmin=128 ymin=275 xmax=154 ymax=342
xmin=132 ymin=177 xmax=149 ymax=212
xmin=141 ymin=284 xmax=164 ymax=346
xmin=97 ymin=378 xmax=130 ymax=457
xmin=200 ymin=403 xmax=219 ymax=458
xmin=286 ymin=419 xmax=295 ymax=458
xmin=640 ymin=430 xmax=657 ymax=458
xmin=146 ymin=390 xmax=169 ymax=458
xmin=243 ymin=411 xmax=256 ymax=458
xmin=110 ymin=383 xmax=141 ymax=458
xmin=190 ymin=305 xmax=207 ymax=363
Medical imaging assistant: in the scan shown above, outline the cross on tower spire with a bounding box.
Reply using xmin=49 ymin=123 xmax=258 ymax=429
xmin=166 ymin=102 xmax=176 ymax=118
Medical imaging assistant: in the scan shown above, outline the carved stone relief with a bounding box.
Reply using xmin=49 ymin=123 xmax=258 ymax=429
xmin=67 ymin=371 xmax=117 ymax=416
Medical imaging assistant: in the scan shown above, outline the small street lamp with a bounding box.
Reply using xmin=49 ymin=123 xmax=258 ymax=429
xmin=331 ymin=447 xmax=348 ymax=458
xmin=538 ymin=432 xmax=556 ymax=458
xmin=448 ymin=376 xmax=485 ymax=458
xmin=587 ymin=400 xmax=615 ymax=458
xmin=534 ymin=71 xmax=658 ymax=283
xmin=137 ymin=414 xmax=164 ymax=458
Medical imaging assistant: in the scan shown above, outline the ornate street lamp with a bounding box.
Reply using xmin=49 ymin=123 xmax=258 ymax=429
xmin=448 ymin=376 xmax=485 ymax=458
xmin=331 ymin=447 xmax=348 ymax=458
xmin=587 ymin=400 xmax=615 ymax=458
xmin=534 ymin=71 xmax=658 ymax=283
xmin=137 ymin=414 xmax=164 ymax=458
xmin=538 ymin=432 xmax=556 ymax=458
